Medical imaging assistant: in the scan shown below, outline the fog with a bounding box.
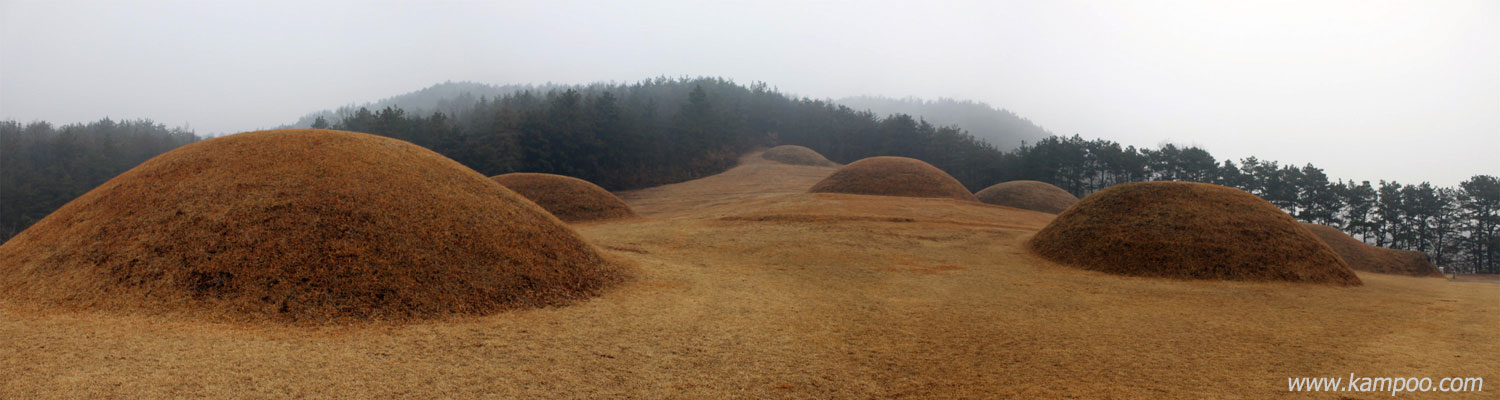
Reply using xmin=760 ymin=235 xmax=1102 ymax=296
xmin=2 ymin=0 xmax=1495 ymax=186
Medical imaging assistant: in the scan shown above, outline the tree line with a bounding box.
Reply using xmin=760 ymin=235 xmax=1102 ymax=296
xmin=2 ymin=77 xmax=1495 ymax=273
xmin=0 ymin=119 xmax=201 ymax=241
xmin=835 ymin=95 xmax=1051 ymax=150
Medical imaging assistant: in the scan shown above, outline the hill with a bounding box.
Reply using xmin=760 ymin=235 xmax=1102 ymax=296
xmin=289 ymin=81 xmax=554 ymax=128
xmin=836 ymin=95 xmax=1051 ymax=150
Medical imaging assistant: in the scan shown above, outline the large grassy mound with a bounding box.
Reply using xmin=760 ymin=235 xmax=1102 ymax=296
xmin=0 ymin=129 xmax=625 ymax=323
xmin=1301 ymin=223 xmax=1443 ymax=277
xmin=808 ymin=156 xmax=976 ymax=201
xmin=975 ymin=180 xmax=1078 ymax=214
xmin=761 ymin=145 xmax=836 ymax=166
xmin=1027 ymin=181 xmax=1360 ymax=285
xmin=490 ymin=173 xmax=637 ymax=223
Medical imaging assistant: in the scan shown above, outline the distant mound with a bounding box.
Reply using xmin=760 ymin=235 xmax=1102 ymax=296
xmin=975 ymin=180 xmax=1078 ymax=214
xmin=1388 ymin=250 xmax=1443 ymax=277
xmin=1300 ymin=223 xmax=1443 ymax=277
xmin=490 ymin=173 xmax=637 ymax=223
xmin=762 ymin=145 xmax=836 ymax=167
xmin=0 ymin=129 xmax=625 ymax=323
xmin=1028 ymin=181 xmax=1360 ymax=285
xmin=809 ymin=156 xmax=977 ymax=201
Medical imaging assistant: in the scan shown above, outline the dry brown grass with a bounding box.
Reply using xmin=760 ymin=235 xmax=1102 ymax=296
xmin=1302 ymin=223 xmax=1444 ymax=277
xmin=3 ymin=152 xmax=1496 ymax=398
xmin=809 ymin=156 xmax=977 ymax=201
xmin=0 ymin=129 xmax=626 ymax=323
xmin=490 ymin=173 xmax=637 ymax=223
xmin=975 ymin=180 xmax=1079 ymax=214
xmin=761 ymin=145 xmax=837 ymax=166
xmin=1453 ymin=274 xmax=1500 ymax=284
xmin=1030 ymin=181 xmax=1361 ymax=285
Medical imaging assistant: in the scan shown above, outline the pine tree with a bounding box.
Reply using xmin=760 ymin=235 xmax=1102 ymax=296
xmin=1294 ymin=164 xmax=1339 ymax=225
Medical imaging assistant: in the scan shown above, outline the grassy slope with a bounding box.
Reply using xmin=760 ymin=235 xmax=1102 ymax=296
xmin=2 ymin=152 xmax=1496 ymax=398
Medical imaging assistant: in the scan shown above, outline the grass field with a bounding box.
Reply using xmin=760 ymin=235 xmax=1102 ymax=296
xmin=3 ymin=152 xmax=1495 ymax=398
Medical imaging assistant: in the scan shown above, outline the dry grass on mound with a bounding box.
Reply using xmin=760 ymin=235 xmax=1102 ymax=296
xmin=1301 ymin=223 xmax=1444 ymax=277
xmin=808 ymin=156 xmax=976 ymax=201
xmin=1028 ymin=181 xmax=1361 ymax=285
xmin=761 ymin=145 xmax=836 ymax=166
xmin=491 ymin=173 xmax=637 ymax=223
xmin=0 ymin=129 xmax=626 ymax=323
xmin=1388 ymin=250 xmax=1444 ymax=277
xmin=974 ymin=180 xmax=1078 ymax=214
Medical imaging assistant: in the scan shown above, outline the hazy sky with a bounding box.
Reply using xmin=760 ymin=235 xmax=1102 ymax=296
xmin=2 ymin=0 xmax=1496 ymax=186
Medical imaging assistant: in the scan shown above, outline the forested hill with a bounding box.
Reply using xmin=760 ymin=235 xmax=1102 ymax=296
xmin=323 ymin=77 xmax=1014 ymax=192
xmin=288 ymin=81 xmax=556 ymax=129
xmin=292 ymin=82 xmax=1054 ymax=152
xmin=836 ymin=96 xmax=1051 ymax=150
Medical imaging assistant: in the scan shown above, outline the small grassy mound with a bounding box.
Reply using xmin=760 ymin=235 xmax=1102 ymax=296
xmin=490 ymin=173 xmax=637 ymax=223
xmin=0 ymin=129 xmax=626 ymax=323
xmin=1027 ymin=181 xmax=1360 ymax=285
xmin=762 ymin=145 xmax=836 ymax=166
xmin=1301 ymin=223 xmax=1443 ymax=277
xmin=808 ymin=156 xmax=976 ymax=201
xmin=1388 ymin=250 xmax=1443 ymax=277
xmin=975 ymin=180 xmax=1078 ymax=214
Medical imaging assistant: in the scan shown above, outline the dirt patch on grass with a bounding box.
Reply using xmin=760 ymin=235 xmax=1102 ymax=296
xmin=0 ymin=129 xmax=626 ymax=323
xmin=761 ymin=145 xmax=837 ymax=166
xmin=1028 ymin=181 xmax=1360 ymax=285
xmin=975 ymin=180 xmax=1078 ymax=214
xmin=491 ymin=173 xmax=637 ymax=223
xmin=809 ymin=156 xmax=976 ymax=201
xmin=1301 ymin=223 xmax=1444 ymax=277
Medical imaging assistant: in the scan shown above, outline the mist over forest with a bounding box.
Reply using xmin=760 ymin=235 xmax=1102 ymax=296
xmin=834 ymin=96 xmax=1051 ymax=150
xmin=290 ymin=83 xmax=1054 ymax=152
xmin=287 ymin=82 xmax=554 ymax=129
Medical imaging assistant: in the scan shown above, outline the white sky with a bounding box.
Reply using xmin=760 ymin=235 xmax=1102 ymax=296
xmin=2 ymin=0 xmax=1496 ymax=186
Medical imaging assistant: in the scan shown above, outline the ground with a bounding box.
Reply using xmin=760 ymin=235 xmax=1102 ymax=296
xmin=3 ymin=152 xmax=1496 ymax=399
